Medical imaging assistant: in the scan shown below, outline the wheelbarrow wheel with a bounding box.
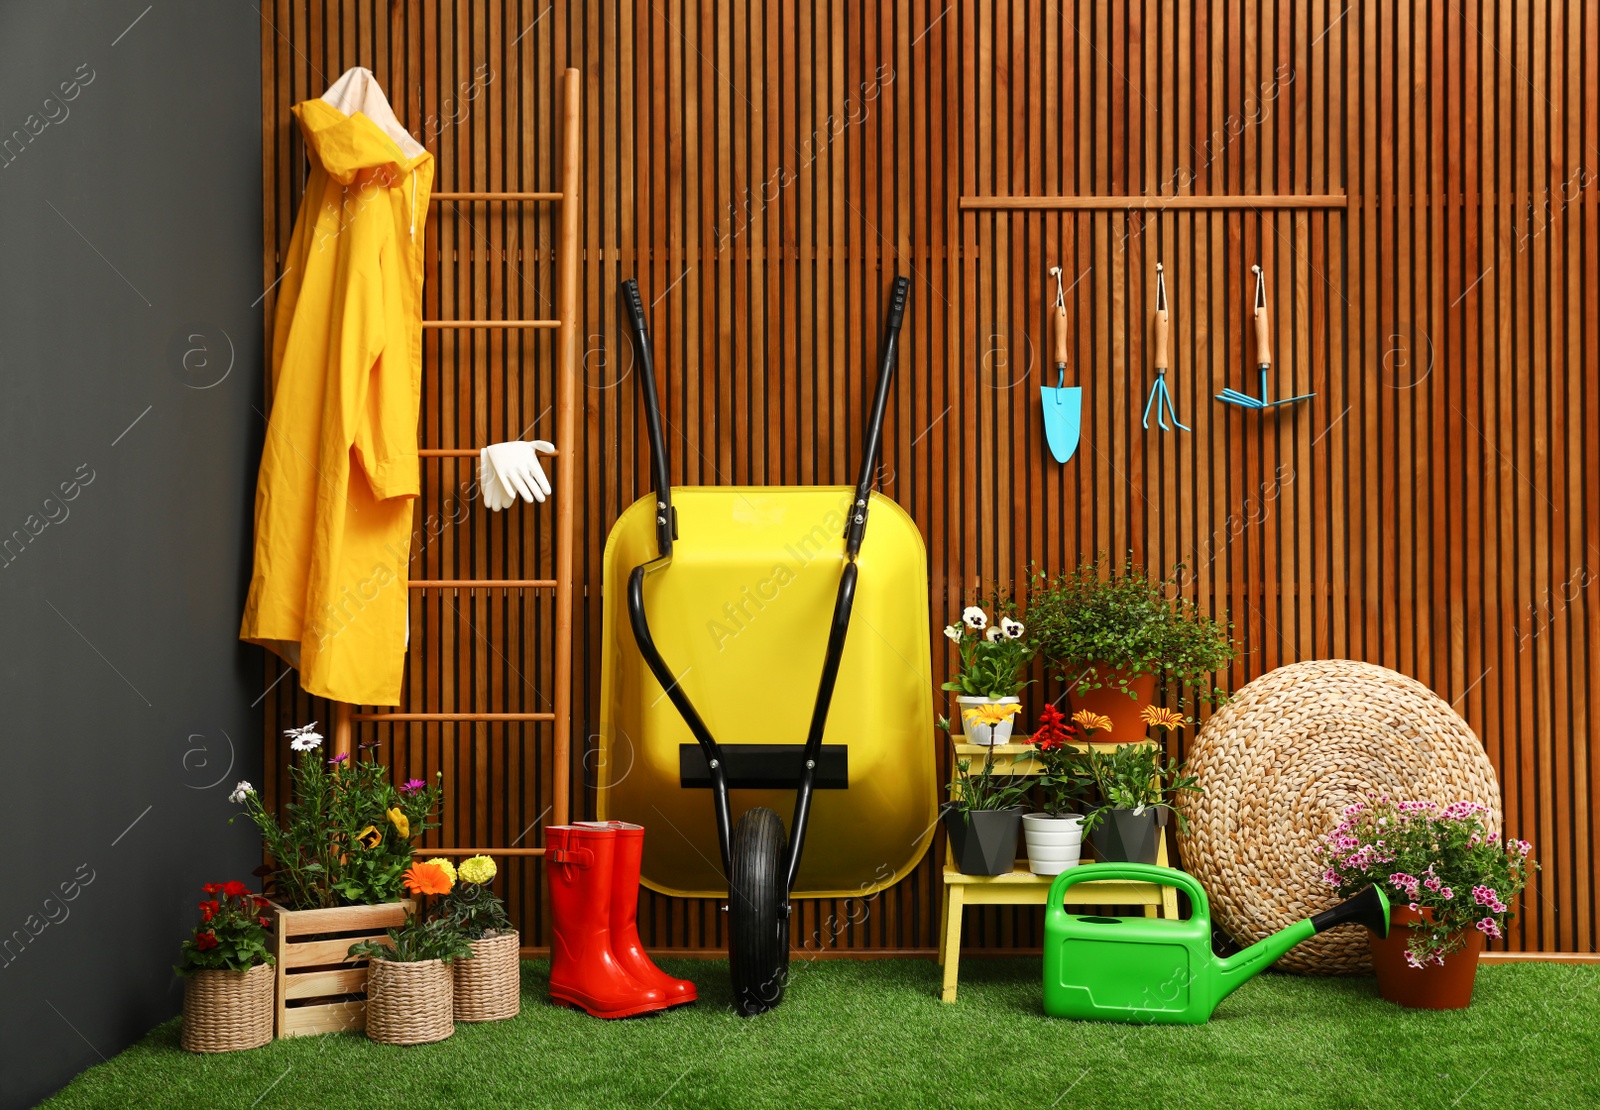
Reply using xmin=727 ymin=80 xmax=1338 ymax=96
xmin=728 ymin=806 xmax=789 ymax=1016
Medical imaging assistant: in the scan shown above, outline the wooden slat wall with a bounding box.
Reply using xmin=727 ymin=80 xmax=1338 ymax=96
xmin=260 ymin=1 xmax=1598 ymax=954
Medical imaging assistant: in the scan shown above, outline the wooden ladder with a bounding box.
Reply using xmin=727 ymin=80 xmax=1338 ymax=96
xmin=326 ymin=67 xmax=582 ymax=858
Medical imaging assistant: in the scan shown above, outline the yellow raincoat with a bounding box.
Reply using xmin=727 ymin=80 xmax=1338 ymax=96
xmin=240 ymin=68 xmax=432 ymax=705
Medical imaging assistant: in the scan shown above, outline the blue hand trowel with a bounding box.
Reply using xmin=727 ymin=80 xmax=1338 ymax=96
xmin=1041 ymin=265 xmax=1082 ymax=463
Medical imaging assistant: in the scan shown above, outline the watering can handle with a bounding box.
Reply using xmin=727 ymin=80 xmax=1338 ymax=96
xmin=1047 ymin=862 xmax=1209 ymax=919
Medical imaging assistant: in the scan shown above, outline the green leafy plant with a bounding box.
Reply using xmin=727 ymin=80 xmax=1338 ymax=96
xmin=1069 ymin=738 xmax=1200 ymax=834
xmin=1027 ymin=555 xmax=1236 ymax=706
xmin=348 ymin=915 xmax=473 ymax=964
xmin=438 ymin=855 xmax=513 ymax=940
xmin=1028 ymin=704 xmax=1091 ymax=815
xmin=175 ymin=882 xmax=275 ymax=975
xmin=229 ymin=723 xmax=445 ymax=910
xmin=1317 ymin=797 xmax=1537 ymax=967
xmin=940 ymin=603 xmax=1036 ymax=699
xmin=945 ymin=740 xmax=1030 ymax=817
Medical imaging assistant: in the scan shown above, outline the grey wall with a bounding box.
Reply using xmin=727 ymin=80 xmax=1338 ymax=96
xmin=0 ymin=4 xmax=263 ymax=1106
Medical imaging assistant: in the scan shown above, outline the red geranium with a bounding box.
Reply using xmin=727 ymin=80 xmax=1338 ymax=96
xmin=199 ymin=900 xmax=219 ymax=922
xmin=222 ymin=880 xmax=250 ymax=898
xmin=194 ymin=931 xmax=219 ymax=951
xmin=178 ymin=882 xmax=274 ymax=975
xmin=201 ymin=883 xmax=221 ymax=895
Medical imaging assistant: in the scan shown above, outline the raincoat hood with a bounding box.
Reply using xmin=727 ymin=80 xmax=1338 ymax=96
xmin=292 ymin=66 xmax=427 ymax=185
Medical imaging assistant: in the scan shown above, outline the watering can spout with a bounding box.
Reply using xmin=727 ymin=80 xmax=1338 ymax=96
xmin=1215 ymin=885 xmax=1390 ymax=1002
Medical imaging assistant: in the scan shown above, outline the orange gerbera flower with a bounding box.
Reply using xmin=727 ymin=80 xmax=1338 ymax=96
xmin=1140 ymin=704 xmax=1188 ymax=730
xmin=402 ymin=861 xmax=454 ymax=896
xmin=1071 ymin=709 xmax=1114 ymax=735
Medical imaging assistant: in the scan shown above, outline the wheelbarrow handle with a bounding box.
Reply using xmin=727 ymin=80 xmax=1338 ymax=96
xmin=1047 ymin=861 xmax=1209 ymax=919
xmin=619 ymin=278 xmax=675 ymax=557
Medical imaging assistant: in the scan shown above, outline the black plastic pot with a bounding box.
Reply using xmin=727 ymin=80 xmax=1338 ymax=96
xmin=1089 ymin=806 xmax=1164 ymax=865
xmin=942 ymin=807 xmax=1023 ymax=875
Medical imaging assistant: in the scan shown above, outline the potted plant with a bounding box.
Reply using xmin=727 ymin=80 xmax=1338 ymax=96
xmin=348 ymin=861 xmax=472 ymax=1045
xmin=1075 ymin=707 xmax=1199 ymax=864
xmin=176 ymin=882 xmax=276 ymax=1053
xmin=942 ymin=730 xmax=1030 ymax=875
xmin=230 ymin=722 xmax=443 ymax=1037
xmin=1027 ymin=556 xmax=1235 ymax=739
xmin=1022 ymin=704 xmax=1089 ymax=875
xmin=1317 ymin=797 xmax=1536 ymax=1009
xmin=439 ymin=854 xmax=521 ymax=1022
xmin=941 ymin=604 xmax=1034 ymax=744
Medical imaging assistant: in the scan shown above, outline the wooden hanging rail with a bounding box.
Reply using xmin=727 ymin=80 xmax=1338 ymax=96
xmin=422 ymin=319 xmax=560 ymax=329
xmin=432 ymin=191 xmax=563 ymax=201
xmin=419 ymin=448 xmax=560 ymax=458
xmin=350 ymin=712 xmax=557 ymax=722
xmin=421 ymin=846 xmax=548 ymax=857
xmin=408 ymin=579 xmax=557 ymax=589
xmin=959 ymin=194 xmax=1348 ymax=210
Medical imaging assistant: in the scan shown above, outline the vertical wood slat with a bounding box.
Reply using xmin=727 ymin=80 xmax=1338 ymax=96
xmin=261 ymin=2 xmax=1597 ymax=955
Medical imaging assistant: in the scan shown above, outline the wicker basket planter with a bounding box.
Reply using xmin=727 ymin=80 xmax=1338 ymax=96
xmin=268 ymin=899 xmax=415 ymax=1038
xmin=453 ymin=931 xmax=521 ymax=1022
xmin=181 ymin=962 xmax=275 ymax=1053
xmin=365 ymin=957 xmax=454 ymax=1045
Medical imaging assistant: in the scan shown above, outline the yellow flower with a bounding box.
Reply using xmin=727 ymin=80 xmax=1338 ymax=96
xmin=355 ymin=825 xmax=382 ymax=850
xmin=458 ymin=855 xmax=497 ymax=885
xmin=386 ymin=807 xmax=410 ymax=839
xmin=961 ymin=703 xmax=1023 ymax=728
xmin=424 ymin=858 xmax=457 ymax=884
xmin=1141 ymin=705 xmax=1187 ymax=730
xmin=1072 ymin=710 xmax=1114 ymax=735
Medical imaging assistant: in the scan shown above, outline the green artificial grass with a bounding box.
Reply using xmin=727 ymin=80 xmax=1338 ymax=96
xmin=41 ymin=958 xmax=1600 ymax=1110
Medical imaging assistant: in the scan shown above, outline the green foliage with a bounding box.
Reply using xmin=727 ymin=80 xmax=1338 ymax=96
xmin=944 ymin=742 xmax=1029 ymax=816
xmin=230 ymin=732 xmax=444 ymax=910
xmin=175 ymin=883 xmax=275 ymax=975
xmin=1070 ymin=743 xmax=1200 ymax=833
xmin=1318 ymin=798 xmax=1538 ymax=967
xmin=348 ymin=914 xmax=474 ymax=964
xmin=438 ymin=881 xmax=513 ymax=942
xmin=939 ymin=603 xmax=1036 ymax=699
xmin=1026 ymin=554 xmax=1237 ymax=706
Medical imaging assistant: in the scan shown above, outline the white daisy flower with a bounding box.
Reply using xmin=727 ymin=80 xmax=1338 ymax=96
xmin=228 ymin=781 xmax=255 ymax=804
xmin=285 ymin=722 xmax=324 ymax=751
xmin=1001 ymin=618 xmax=1025 ymax=639
xmin=961 ymin=606 xmax=988 ymax=630
xmin=942 ymin=624 xmax=963 ymax=643
xmin=984 ymin=625 xmax=1005 ymax=642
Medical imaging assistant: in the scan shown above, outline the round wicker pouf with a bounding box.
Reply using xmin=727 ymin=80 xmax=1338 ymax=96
xmin=365 ymin=958 xmax=454 ymax=1045
xmin=1176 ymin=659 xmax=1501 ymax=975
xmin=453 ymin=931 xmax=521 ymax=1022
xmin=181 ymin=963 xmax=274 ymax=1053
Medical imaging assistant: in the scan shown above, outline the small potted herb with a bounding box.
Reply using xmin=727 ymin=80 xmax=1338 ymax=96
xmin=1022 ymin=704 xmax=1089 ymax=875
xmin=439 ymin=855 xmax=520 ymax=1022
xmin=942 ymin=729 xmax=1030 ymax=875
xmin=940 ymin=604 xmax=1034 ymax=745
xmin=1074 ymin=707 xmax=1199 ymax=864
xmin=176 ymin=882 xmax=276 ymax=1053
xmin=1317 ymin=797 xmax=1536 ymax=1009
xmin=1027 ymin=556 xmax=1235 ymax=738
xmin=348 ymin=861 xmax=473 ymax=1045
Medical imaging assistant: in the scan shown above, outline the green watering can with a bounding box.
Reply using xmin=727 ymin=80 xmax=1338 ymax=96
xmin=1043 ymin=863 xmax=1390 ymax=1024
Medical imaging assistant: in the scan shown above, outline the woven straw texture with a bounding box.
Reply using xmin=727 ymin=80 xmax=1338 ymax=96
xmin=181 ymin=963 xmax=274 ymax=1052
xmin=365 ymin=959 xmax=454 ymax=1045
xmin=453 ymin=931 xmax=521 ymax=1022
xmin=1176 ymin=659 xmax=1501 ymax=975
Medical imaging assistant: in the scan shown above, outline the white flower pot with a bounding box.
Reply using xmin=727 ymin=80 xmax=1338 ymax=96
xmin=1022 ymin=812 xmax=1084 ymax=876
xmin=956 ymin=696 xmax=1021 ymax=746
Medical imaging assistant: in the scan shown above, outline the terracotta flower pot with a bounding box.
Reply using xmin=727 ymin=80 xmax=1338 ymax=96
xmin=1067 ymin=669 xmax=1157 ymax=741
xmin=1368 ymin=905 xmax=1485 ymax=1009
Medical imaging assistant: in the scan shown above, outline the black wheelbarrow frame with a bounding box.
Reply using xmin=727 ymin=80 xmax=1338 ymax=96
xmin=617 ymin=274 xmax=910 ymax=1015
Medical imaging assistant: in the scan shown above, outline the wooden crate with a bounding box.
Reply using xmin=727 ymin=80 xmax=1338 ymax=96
xmin=268 ymin=900 xmax=415 ymax=1038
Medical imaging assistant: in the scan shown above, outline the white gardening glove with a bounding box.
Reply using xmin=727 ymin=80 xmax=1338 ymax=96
xmin=485 ymin=440 xmax=556 ymax=505
xmin=478 ymin=446 xmax=512 ymax=511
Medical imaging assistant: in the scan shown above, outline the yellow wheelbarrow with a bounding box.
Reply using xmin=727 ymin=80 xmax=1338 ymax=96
xmin=596 ymin=276 xmax=936 ymax=1015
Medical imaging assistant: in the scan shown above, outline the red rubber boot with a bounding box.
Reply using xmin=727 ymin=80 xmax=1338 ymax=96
xmin=580 ymin=821 xmax=698 ymax=1006
xmin=545 ymin=825 xmax=670 ymax=1018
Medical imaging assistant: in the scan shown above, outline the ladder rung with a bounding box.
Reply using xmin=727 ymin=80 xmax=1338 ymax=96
xmin=419 ymin=448 xmax=560 ymax=458
xmin=413 ymin=847 xmax=547 ymax=856
xmin=423 ymin=320 xmax=559 ymax=329
xmin=409 ymin=579 xmax=557 ymax=589
xmin=351 ymin=712 xmax=556 ymax=722
xmin=432 ymin=191 xmax=562 ymax=202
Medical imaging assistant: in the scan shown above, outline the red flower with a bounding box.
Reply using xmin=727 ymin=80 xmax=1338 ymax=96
xmin=257 ymin=916 xmax=272 ymax=929
xmin=194 ymin=931 xmax=219 ymax=951
xmin=199 ymin=900 xmax=219 ymax=922
xmin=222 ymin=881 xmax=250 ymax=898
xmin=253 ymin=895 xmax=271 ymax=909
xmin=201 ymin=883 xmax=221 ymax=895
xmin=1032 ymin=703 xmax=1076 ymax=753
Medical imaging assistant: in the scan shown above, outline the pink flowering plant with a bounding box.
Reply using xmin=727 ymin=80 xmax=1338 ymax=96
xmin=1316 ymin=796 xmax=1536 ymax=968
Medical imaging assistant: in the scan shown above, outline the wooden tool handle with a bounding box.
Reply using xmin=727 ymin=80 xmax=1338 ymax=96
xmin=1254 ymin=304 xmax=1271 ymax=367
xmin=1053 ymin=301 xmax=1069 ymax=366
xmin=1153 ymin=304 xmax=1170 ymax=370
